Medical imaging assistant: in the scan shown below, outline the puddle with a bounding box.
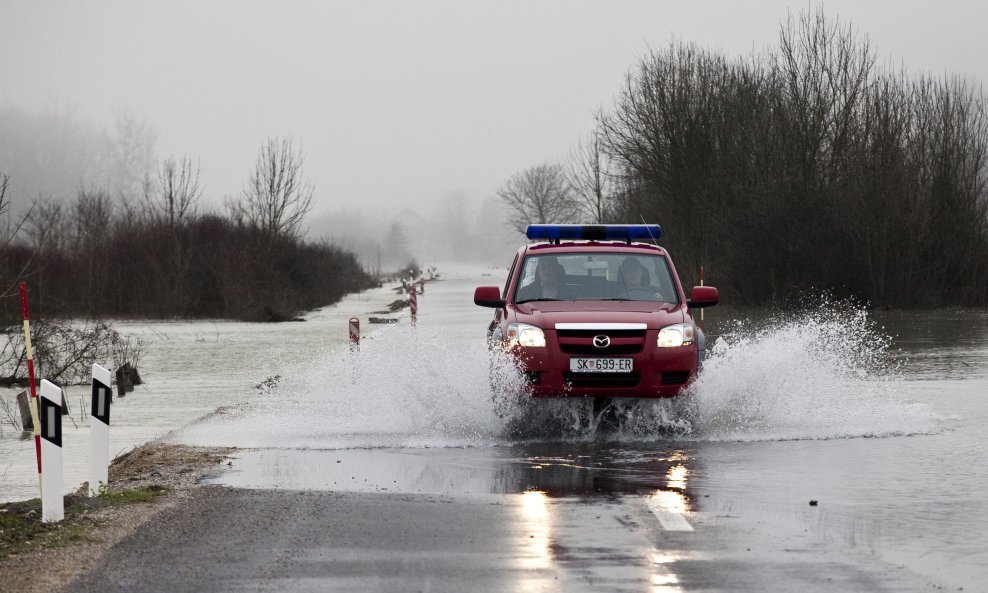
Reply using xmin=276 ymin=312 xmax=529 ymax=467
xmin=205 ymin=443 xmax=699 ymax=502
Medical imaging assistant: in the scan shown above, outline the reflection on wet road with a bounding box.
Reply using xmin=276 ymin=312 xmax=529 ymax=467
xmin=209 ymin=443 xmax=698 ymax=501
xmin=195 ymin=443 xmax=932 ymax=592
xmin=208 ymin=444 xmax=711 ymax=592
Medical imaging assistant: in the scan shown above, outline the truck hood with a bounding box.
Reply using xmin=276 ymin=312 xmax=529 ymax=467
xmin=512 ymin=301 xmax=685 ymax=330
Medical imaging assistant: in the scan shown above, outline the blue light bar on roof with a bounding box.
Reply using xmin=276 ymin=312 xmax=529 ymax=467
xmin=526 ymin=224 xmax=662 ymax=242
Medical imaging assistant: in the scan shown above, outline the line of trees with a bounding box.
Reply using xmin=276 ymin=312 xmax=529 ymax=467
xmin=1 ymin=137 xmax=374 ymax=322
xmin=499 ymin=9 xmax=988 ymax=307
xmin=0 ymin=105 xmax=156 ymax=220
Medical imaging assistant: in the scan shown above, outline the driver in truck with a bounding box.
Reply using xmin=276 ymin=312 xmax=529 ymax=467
xmin=618 ymin=257 xmax=665 ymax=301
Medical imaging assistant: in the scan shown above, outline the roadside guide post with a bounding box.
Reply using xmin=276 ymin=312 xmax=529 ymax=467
xmin=699 ymin=265 xmax=705 ymax=332
xmin=39 ymin=379 xmax=64 ymax=522
xmin=89 ymin=364 xmax=113 ymax=497
xmin=409 ymin=287 xmax=418 ymax=326
xmin=19 ymin=282 xmax=42 ymax=496
xmin=349 ymin=317 xmax=360 ymax=352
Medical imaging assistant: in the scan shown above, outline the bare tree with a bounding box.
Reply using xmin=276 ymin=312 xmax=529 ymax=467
xmin=774 ymin=8 xmax=875 ymax=181
xmin=437 ymin=190 xmax=472 ymax=257
xmin=0 ymin=173 xmax=41 ymax=299
xmin=71 ymin=189 xmax=115 ymax=246
xmin=95 ymin=111 xmax=158 ymax=201
xmin=141 ymin=155 xmax=203 ymax=308
xmin=497 ymin=163 xmax=578 ymax=234
xmin=0 ymin=319 xmax=150 ymax=387
xmin=231 ymin=137 xmax=314 ymax=240
xmin=592 ymin=7 xmax=988 ymax=305
xmin=0 ymin=103 xmax=97 ymax=220
xmin=383 ymin=219 xmax=412 ymax=269
xmin=70 ymin=188 xmax=115 ymax=314
xmin=144 ymin=155 xmax=202 ymax=227
xmin=0 ymin=173 xmax=12 ymax=298
xmin=566 ymin=132 xmax=616 ymax=223
xmin=24 ymin=198 xmax=66 ymax=252
xmin=0 ymin=173 xmax=8 ymax=217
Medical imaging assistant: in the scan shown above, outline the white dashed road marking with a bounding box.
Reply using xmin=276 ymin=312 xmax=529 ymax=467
xmin=651 ymin=511 xmax=695 ymax=531
xmin=644 ymin=501 xmax=695 ymax=532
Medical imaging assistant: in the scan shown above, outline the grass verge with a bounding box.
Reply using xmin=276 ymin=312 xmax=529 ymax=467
xmin=0 ymin=485 xmax=168 ymax=561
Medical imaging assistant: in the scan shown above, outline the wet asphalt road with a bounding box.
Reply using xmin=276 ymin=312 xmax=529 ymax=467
xmin=64 ymin=445 xmax=931 ymax=593
xmin=66 ymin=486 xmax=923 ymax=593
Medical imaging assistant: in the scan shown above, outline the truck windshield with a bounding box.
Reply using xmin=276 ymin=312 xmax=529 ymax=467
xmin=514 ymin=253 xmax=679 ymax=304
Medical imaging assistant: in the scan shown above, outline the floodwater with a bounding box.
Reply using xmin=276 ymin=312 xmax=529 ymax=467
xmin=2 ymin=267 xmax=986 ymax=590
xmin=0 ymin=282 xmax=404 ymax=503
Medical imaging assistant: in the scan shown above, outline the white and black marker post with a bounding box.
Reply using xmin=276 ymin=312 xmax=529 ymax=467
xmin=89 ymin=364 xmax=113 ymax=497
xmin=39 ymin=379 xmax=64 ymax=522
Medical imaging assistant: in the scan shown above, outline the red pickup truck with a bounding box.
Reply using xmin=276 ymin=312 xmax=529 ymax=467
xmin=474 ymin=224 xmax=718 ymax=400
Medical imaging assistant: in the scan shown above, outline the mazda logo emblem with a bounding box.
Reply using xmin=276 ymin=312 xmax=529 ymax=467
xmin=592 ymin=335 xmax=611 ymax=348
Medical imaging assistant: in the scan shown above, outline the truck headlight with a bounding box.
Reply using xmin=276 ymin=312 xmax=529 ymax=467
xmin=657 ymin=323 xmax=694 ymax=347
xmin=507 ymin=323 xmax=546 ymax=348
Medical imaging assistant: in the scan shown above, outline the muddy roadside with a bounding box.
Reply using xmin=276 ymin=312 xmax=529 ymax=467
xmin=0 ymin=442 xmax=234 ymax=593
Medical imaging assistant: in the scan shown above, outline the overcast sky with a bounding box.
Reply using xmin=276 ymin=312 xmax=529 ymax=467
xmin=2 ymin=0 xmax=986 ymax=218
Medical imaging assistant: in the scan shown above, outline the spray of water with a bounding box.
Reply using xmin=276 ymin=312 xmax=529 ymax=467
xmin=494 ymin=302 xmax=934 ymax=442
xmin=179 ymin=303 xmax=935 ymax=449
xmin=682 ymin=304 xmax=935 ymax=441
xmin=182 ymin=324 xmax=506 ymax=449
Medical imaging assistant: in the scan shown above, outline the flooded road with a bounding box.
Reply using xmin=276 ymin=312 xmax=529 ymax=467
xmin=183 ymin=269 xmax=986 ymax=591
xmin=0 ymin=283 xmax=403 ymax=502
xmin=5 ymin=267 xmax=988 ymax=591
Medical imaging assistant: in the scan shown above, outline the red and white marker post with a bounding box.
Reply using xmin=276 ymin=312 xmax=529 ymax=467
xmin=409 ymin=287 xmax=418 ymax=326
xmin=19 ymin=282 xmax=42 ymax=495
xmin=89 ymin=364 xmax=113 ymax=497
xmin=349 ymin=317 xmax=360 ymax=352
xmin=699 ymin=265 xmax=705 ymax=332
xmin=39 ymin=380 xmax=64 ymax=522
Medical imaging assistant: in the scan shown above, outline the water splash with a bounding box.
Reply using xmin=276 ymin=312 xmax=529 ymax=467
xmin=682 ymin=304 xmax=935 ymax=441
xmin=181 ymin=324 xmax=508 ymax=449
xmin=177 ymin=303 xmax=936 ymax=449
xmin=494 ymin=303 xmax=935 ymax=442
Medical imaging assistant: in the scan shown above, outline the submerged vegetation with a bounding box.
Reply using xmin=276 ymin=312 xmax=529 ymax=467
xmin=1 ymin=209 xmax=373 ymax=321
xmin=0 ymin=137 xmax=375 ymax=322
xmin=501 ymin=9 xmax=988 ymax=307
xmin=0 ymin=138 xmax=375 ymax=389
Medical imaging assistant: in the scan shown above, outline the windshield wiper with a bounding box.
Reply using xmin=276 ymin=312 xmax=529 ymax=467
xmin=515 ymin=298 xmax=562 ymax=304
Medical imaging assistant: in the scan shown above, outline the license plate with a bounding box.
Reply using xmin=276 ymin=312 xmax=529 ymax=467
xmin=569 ymin=358 xmax=633 ymax=373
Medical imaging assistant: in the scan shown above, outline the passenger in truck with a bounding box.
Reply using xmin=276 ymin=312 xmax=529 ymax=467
xmin=517 ymin=259 xmax=570 ymax=301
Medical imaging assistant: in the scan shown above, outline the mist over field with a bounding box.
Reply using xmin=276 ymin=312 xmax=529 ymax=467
xmin=2 ymin=2 xmax=987 ymax=310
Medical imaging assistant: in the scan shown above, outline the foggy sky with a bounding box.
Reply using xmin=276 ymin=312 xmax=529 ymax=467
xmin=2 ymin=0 xmax=986 ymax=219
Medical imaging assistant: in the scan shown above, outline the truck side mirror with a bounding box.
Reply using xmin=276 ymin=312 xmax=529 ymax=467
xmin=687 ymin=286 xmax=719 ymax=308
xmin=474 ymin=286 xmax=506 ymax=308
